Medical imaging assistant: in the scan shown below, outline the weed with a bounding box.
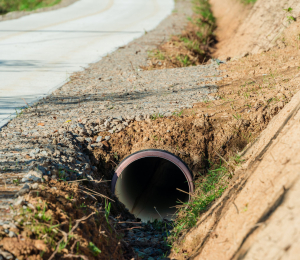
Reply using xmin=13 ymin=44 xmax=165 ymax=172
xmin=231 ymin=154 xmax=244 ymax=165
xmin=172 ymin=110 xmax=183 ymax=117
xmin=13 ymin=179 xmax=20 ymax=186
xmin=283 ymin=7 xmax=293 ymax=13
xmin=233 ymin=113 xmax=242 ymax=120
xmin=240 ymin=0 xmax=257 ymax=4
xmin=176 ymin=55 xmax=191 ymax=67
xmin=114 ymin=151 xmax=119 ymax=161
xmin=66 ymin=194 xmax=73 ymax=201
xmin=151 ymin=113 xmax=164 ymax=120
xmin=58 ymin=169 xmax=67 ymax=181
xmin=35 ymin=205 xmax=52 ymax=222
xmin=88 ymin=242 xmax=101 ymax=256
xmin=148 ymin=50 xmax=165 ymax=60
xmin=105 ymin=200 xmax=111 ymax=225
xmin=287 ymin=16 xmax=296 ymax=23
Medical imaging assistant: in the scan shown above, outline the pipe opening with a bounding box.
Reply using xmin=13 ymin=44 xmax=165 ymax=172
xmin=112 ymin=150 xmax=193 ymax=222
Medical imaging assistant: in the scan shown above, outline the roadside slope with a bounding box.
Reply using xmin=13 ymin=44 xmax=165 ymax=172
xmin=212 ymin=0 xmax=300 ymax=59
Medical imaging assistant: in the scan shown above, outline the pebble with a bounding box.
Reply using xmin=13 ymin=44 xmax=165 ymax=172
xmin=96 ymin=136 xmax=102 ymax=142
xmin=105 ymin=136 xmax=111 ymax=141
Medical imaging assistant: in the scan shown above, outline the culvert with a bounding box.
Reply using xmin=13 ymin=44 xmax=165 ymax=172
xmin=111 ymin=149 xmax=194 ymax=221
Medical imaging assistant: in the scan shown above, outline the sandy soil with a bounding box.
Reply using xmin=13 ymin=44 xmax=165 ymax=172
xmin=213 ymin=0 xmax=300 ymax=59
xmin=169 ymin=5 xmax=300 ymax=260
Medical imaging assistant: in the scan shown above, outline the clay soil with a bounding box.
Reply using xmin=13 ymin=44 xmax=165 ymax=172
xmin=1 ymin=180 xmax=137 ymax=260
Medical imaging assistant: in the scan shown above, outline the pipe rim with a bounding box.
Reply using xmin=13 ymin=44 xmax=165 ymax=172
xmin=111 ymin=149 xmax=194 ymax=201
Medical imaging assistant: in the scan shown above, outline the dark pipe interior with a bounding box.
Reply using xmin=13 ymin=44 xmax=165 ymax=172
xmin=115 ymin=157 xmax=190 ymax=221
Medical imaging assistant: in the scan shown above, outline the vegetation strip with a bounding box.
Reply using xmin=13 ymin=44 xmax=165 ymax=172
xmin=145 ymin=0 xmax=217 ymax=69
xmin=0 ymin=0 xmax=61 ymax=14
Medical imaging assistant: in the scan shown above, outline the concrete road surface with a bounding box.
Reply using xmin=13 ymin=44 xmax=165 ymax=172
xmin=0 ymin=0 xmax=174 ymax=128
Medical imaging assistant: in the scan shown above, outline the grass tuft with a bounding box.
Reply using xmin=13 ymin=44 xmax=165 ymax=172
xmin=145 ymin=0 xmax=217 ymax=68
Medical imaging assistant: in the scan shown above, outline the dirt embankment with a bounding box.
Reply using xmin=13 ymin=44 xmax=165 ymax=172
xmin=168 ymin=1 xmax=300 ymax=259
xmin=212 ymin=0 xmax=300 ymax=59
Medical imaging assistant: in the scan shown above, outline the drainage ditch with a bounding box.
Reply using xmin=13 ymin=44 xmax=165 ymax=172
xmin=85 ymin=96 xmax=287 ymax=258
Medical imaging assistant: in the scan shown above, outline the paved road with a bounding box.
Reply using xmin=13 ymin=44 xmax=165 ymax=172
xmin=0 ymin=0 xmax=174 ymax=128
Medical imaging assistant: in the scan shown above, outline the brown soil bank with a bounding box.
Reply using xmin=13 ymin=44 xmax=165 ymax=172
xmin=168 ymin=2 xmax=300 ymax=260
xmin=212 ymin=0 xmax=300 ymax=59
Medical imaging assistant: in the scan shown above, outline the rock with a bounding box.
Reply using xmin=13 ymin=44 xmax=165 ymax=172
xmin=27 ymin=203 xmax=35 ymax=210
xmin=143 ymin=248 xmax=154 ymax=255
xmin=31 ymin=183 xmax=39 ymax=190
xmin=257 ymin=113 xmax=264 ymax=123
xmin=8 ymin=231 xmax=16 ymax=237
xmin=105 ymin=136 xmax=111 ymax=141
xmin=96 ymin=136 xmax=102 ymax=142
xmin=14 ymin=197 xmax=23 ymax=206
xmin=0 ymin=249 xmax=13 ymax=259
xmin=2 ymin=224 xmax=10 ymax=230
xmin=114 ymin=115 xmax=123 ymax=121
xmin=85 ymin=138 xmax=92 ymax=142
xmin=15 ymin=184 xmax=30 ymax=197
xmin=21 ymin=177 xmax=29 ymax=183
xmin=135 ymin=114 xmax=144 ymax=121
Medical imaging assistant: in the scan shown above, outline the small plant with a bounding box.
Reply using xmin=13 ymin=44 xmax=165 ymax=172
xmin=287 ymin=16 xmax=296 ymax=23
xmin=66 ymin=194 xmax=73 ymax=201
xmin=172 ymin=110 xmax=183 ymax=117
xmin=88 ymin=242 xmax=101 ymax=256
xmin=233 ymin=113 xmax=242 ymax=120
xmin=58 ymin=169 xmax=67 ymax=181
xmin=148 ymin=50 xmax=165 ymax=60
xmin=176 ymin=55 xmax=191 ymax=67
xmin=283 ymin=7 xmax=293 ymax=13
xmin=240 ymin=0 xmax=257 ymax=5
xmin=35 ymin=204 xmax=52 ymax=222
xmin=114 ymin=151 xmax=119 ymax=161
xmin=151 ymin=113 xmax=164 ymax=120
xmin=13 ymin=179 xmax=20 ymax=186
xmin=104 ymin=200 xmax=111 ymax=224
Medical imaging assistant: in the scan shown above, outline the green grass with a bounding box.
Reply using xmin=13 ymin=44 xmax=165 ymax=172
xmin=170 ymin=160 xmax=230 ymax=241
xmin=240 ymin=0 xmax=257 ymax=4
xmin=88 ymin=242 xmax=102 ymax=256
xmin=147 ymin=0 xmax=217 ymax=67
xmin=0 ymin=0 xmax=61 ymax=14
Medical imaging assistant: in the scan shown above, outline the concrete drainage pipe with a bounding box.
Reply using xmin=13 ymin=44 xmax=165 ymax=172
xmin=111 ymin=149 xmax=194 ymax=221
